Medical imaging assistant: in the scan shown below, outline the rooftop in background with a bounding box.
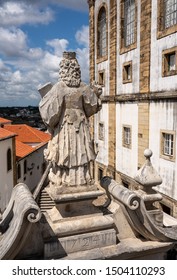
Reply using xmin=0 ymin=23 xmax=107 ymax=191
xmin=0 ymin=117 xmax=12 ymax=126
xmin=4 ymin=124 xmax=51 ymax=145
xmin=16 ymin=140 xmax=35 ymax=160
xmin=0 ymin=128 xmax=16 ymax=141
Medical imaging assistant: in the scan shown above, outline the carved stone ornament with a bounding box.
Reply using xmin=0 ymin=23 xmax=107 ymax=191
xmin=134 ymin=149 xmax=162 ymax=189
xmin=0 ymin=183 xmax=41 ymax=259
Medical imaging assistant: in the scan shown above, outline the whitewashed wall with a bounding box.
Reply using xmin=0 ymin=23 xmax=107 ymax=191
xmin=149 ymin=101 xmax=177 ymax=200
xmin=116 ymin=103 xmax=138 ymax=177
xmin=117 ymin=0 xmax=141 ymax=95
xmin=17 ymin=144 xmax=47 ymax=193
xmin=150 ymin=1 xmax=177 ymax=92
xmin=95 ymin=104 xmax=109 ymax=166
xmin=0 ymin=138 xmax=14 ymax=212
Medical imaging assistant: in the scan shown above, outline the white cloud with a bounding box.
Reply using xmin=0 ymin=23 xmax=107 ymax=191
xmin=0 ymin=59 xmax=10 ymax=71
xmin=75 ymin=25 xmax=89 ymax=47
xmin=0 ymin=27 xmax=27 ymax=56
xmin=46 ymin=39 xmax=69 ymax=56
xmin=76 ymin=47 xmax=89 ymax=83
xmin=0 ymin=1 xmax=89 ymax=107
xmin=0 ymin=2 xmax=54 ymax=27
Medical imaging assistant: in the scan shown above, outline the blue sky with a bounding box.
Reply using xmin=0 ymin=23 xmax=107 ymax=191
xmin=0 ymin=0 xmax=89 ymax=107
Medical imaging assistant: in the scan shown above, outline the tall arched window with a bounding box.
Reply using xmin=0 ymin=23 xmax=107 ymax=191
xmin=124 ymin=0 xmax=136 ymax=47
xmin=97 ymin=6 xmax=107 ymax=58
xmin=7 ymin=148 xmax=12 ymax=171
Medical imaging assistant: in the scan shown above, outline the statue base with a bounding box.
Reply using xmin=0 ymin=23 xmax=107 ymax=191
xmin=46 ymin=183 xmax=105 ymax=202
xmin=41 ymin=183 xmax=117 ymax=259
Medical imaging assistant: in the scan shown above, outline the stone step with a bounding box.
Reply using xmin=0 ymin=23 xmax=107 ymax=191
xmin=40 ymin=204 xmax=55 ymax=208
xmin=40 ymin=197 xmax=53 ymax=201
xmin=38 ymin=189 xmax=55 ymax=213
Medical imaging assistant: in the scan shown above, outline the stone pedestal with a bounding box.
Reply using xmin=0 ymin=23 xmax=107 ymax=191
xmin=42 ymin=185 xmax=117 ymax=259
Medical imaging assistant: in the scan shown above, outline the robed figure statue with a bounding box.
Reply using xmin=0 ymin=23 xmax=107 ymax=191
xmin=39 ymin=52 xmax=102 ymax=189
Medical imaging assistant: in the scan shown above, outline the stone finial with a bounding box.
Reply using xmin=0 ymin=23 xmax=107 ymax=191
xmin=134 ymin=149 xmax=162 ymax=190
xmin=63 ymin=51 xmax=76 ymax=60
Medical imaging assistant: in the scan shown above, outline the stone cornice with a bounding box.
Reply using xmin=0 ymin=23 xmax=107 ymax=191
xmin=101 ymin=91 xmax=177 ymax=103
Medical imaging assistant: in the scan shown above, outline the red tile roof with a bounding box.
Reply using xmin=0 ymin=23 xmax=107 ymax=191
xmin=0 ymin=117 xmax=12 ymax=125
xmin=16 ymin=140 xmax=35 ymax=159
xmin=0 ymin=127 xmax=16 ymax=140
xmin=4 ymin=124 xmax=51 ymax=144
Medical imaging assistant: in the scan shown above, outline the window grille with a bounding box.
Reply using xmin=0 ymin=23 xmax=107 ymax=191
xmin=99 ymin=122 xmax=104 ymax=140
xmin=124 ymin=0 xmax=136 ymax=47
xmin=98 ymin=7 xmax=107 ymax=57
xmin=164 ymin=0 xmax=177 ymax=28
xmin=123 ymin=126 xmax=131 ymax=148
xmin=163 ymin=133 xmax=174 ymax=156
xmin=124 ymin=127 xmax=131 ymax=145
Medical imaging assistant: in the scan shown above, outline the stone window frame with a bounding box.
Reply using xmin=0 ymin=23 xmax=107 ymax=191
xmin=98 ymin=70 xmax=105 ymax=86
xmin=98 ymin=121 xmax=105 ymax=141
xmin=157 ymin=0 xmax=177 ymax=39
xmin=122 ymin=125 xmax=132 ymax=149
xmin=96 ymin=3 xmax=108 ymax=63
xmin=122 ymin=61 xmax=133 ymax=83
xmin=120 ymin=0 xmax=137 ymax=54
xmin=162 ymin=46 xmax=177 ymax=77
xmin=160 ymin=129 xmax=176 ymax=161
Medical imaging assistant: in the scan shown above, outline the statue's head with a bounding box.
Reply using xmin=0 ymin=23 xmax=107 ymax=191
xmin=59 ymin=52 xmax=81 ymax=87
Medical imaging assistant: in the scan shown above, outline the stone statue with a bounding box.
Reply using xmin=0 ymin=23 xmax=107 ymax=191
xmin=39 ymin=52 xmax=102 ymax=190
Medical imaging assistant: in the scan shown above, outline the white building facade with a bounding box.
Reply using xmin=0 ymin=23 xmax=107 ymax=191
xmin=88 ymin=0 xmax=177 ymax=217
xmin=0 ymin=129 xmax=16 ymax=212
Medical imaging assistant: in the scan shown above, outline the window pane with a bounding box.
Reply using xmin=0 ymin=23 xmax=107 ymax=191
xmin=169 ymin=53 xmax=176 ymax=70
xmin=124 ymin=127 xmax=131 ymax=145
xmin=124 ymin=0 xmax=135 ymax=47
xmin=164 ymin=0 xmax=177 ymax=28
xmin=98 ymin=7 xmax=107 ymax=57
xmin=163 ymin=133 xmax=174 ymax=156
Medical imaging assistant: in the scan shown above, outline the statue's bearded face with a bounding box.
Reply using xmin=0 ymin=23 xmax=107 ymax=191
xmin=59 ymin=58 xmax=81 ymax=87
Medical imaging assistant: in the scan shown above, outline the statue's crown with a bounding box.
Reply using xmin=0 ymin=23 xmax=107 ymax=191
xmin=63 ymin=51 xmax=76 ymax=60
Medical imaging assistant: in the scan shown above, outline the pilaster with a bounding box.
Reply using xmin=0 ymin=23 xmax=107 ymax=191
xmin=138 ymin=0 xmax=152 ymax=167
xmin=88 ymin=0 xmax=95 ymax=83
xmin=108 ymin=0 xmax=117 ymax=176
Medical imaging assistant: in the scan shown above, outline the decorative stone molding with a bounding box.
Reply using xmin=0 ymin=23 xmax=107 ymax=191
xmin=0 ymin=183 xmax=41 ymax=259
xmin=101 ymin=176 xmax=140 ymax=210
xmin=101 ymin=91 xmax=177 ymax=103
xmin=100 ymin=149 xmax=177 ymax=243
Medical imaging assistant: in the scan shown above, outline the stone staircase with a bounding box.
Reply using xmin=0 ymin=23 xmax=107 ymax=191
xmin=38 ymin=189 xmax=55 ymax=213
